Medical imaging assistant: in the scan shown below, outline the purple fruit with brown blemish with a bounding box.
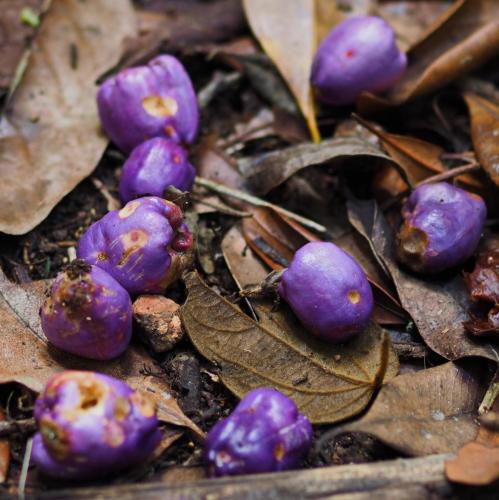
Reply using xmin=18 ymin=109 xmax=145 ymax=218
xmin=40 ymin=260 xmax=132 ymax=360
xmin=31 ymin=371 xmax=161 ymax=480
xmin=396 ymin=182 xmax=487 ymax=273
xmin=204 ymin=387 xmax=312 ymax=477
xmin=77 ymin=196 xmax=193 ymax=296
xmin=278 ymin=242 xmax=373 ymax=343
xmin=97 ymin=54 xmax=199 ymax=153
xmin=311 ymin=16 xmax=406 ymax=106
xmin=119 ymin=137 xmax=195 ymax=204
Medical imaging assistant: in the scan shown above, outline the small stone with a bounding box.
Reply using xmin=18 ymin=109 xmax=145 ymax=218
xmin=133 ymin=295 xmax=183 ymax=352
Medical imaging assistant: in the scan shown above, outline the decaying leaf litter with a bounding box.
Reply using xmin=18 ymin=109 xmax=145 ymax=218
xmin=0 ymin=0 xmax=498 ymax=494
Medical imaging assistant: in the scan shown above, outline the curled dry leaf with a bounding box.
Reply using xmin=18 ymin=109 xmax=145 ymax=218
xmin=0 ymin=0 xmax=137 ymax=235
xmin=0 ymin=410 xmax=9 ymax=484
xmin=243 ymin=0 xmax=344 ymax=142
xmin=0 ymin=270 xmax=202 ymax=437
xmin=347 ymin=198 xmax=498 ymax=362
xmin=181 ymin=272 xmax=399 ymax=425
xmin=464 ymin=92 xmax=499 ymax=187
xmin=337 ymin=362 xmax=489 ymax=456
xmin=239 ymin=137 xmax=409 ymax=196
xmin=358 ymin=0 xmax=499 ymax=113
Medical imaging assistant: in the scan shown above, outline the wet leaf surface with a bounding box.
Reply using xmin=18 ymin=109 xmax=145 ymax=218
xmin=0 ymin=270 xmax=202 ymax=436
xmin=464 ymin=92 xmax=499 ymax=187
xmin=358 ymin=0 xmax=499 ymax=112
xmin=339 ymin=362 xmax=489 ymax=455
xmin=181 ymin=272 xmax=399 ymax=424
xmin=0 ymin=0 xmax=137 ymax=235
xmin=239 ymin=137 xmax=408 ymax=195
xmin=347 ymin=198 xmax=498 ymax=362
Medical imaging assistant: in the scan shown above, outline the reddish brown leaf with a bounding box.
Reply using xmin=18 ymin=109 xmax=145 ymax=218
xmin=0 ymin=0 xmax=137 ymax=235
xmin=464 ymin=92 xmax=499 ymax=187
xmin=0 ymin=410 xmax=10 ymax=484
xmin=358 ymin=0 xmax=499 ymax=112
xmin=0 ymin=270 xmax=202 ymax=437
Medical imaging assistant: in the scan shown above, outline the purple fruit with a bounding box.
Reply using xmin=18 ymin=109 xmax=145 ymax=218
xmin=396 ymin=182 xmax=487 ymax=274
xmin=77 ymin=196 xmax=193 ymax=296
xmin=204 ymin=388 xmax=312 ymax=477
xmin=32 ymin=371 xmax=161 ymax=480
xmin=278 ymin=242 xmax=373 ymax=343
xmin=311 ymin=16 xmax=406 ymax=106
xmin=97 ymin=55 xmax=199 ymax=153
xmin=40 ymin=260 xmax=132 ymax=360
xmin=119 ymin=138 xmax=196 ymax=204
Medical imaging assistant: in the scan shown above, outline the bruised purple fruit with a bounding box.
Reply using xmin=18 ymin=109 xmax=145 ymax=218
xmin=278 ymin=242 xmax=373 ymax=343
xmin=97 ymin=54 xmax=199 ymax=153
xmin=311 ymin=16 xmax=406 ymax=106
xmin=77 ymin=196 xmax=193 ymax=296
xmin=396 ymin=182 xmax=487 ymax=274
xmin=119 ymin=138 xmax=195 ymax=204
xmin=32 ymin=371 xmax=161 ymax=480
xmin=40 ymin=260 xmax=132 ymax=360
xmin=204 ymin=388 xmax=312 ymax=477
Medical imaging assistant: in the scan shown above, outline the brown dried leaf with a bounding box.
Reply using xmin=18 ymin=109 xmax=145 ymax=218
xmin=341 ymin=362 xmax=489 ymax=455
xmin=358 ymin=0 xmax=499 ymax=112
xmin=0 ymin=0 xmax=136 ymax=235
xmin=181 ymin=272 xmax=399 ymax=425
xmin=464 ymin=92 xmax=499 ymax=187
xmin=0 ymin=270 xmax=202 ymax=437
xmin=0 ymin=410 xmax=10 ymax=484
xmin=239 ymin=137 xmax=409 ymax=195
xmin=347 ymin=198 xmax=498 ymax=362
xmin=243 ymin=0 xmax=343 ymax=142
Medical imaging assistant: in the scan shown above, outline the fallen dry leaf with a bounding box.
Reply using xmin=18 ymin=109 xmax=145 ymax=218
xmin=0 ymin=270 xmax=202 ymax=437
xmin=347 ymin=198 xmax=498 ymax=362
xmin=239 ymin=137 xmax=410 ymax=196
xmin=339 ymin=362 xmax=489 ymax=455
xmin=0 ymin=410 xmax=10 ymax=484
xmin=0 ymin=0 xmax=44 ymax=93
xmin=445 ymin=399 xmax=499 ymax=486
xmin=358 ymin=0 xmax=499 ymax=113
xmin=0 ymin=0 xmax=137 ymax=235
xmin=181 ymin=272 xmax=398 ymax=424
xmin=243 ymin=0 xmax=343 ymax=142
xmin=464 ymin=92 xmax=499 ymax=187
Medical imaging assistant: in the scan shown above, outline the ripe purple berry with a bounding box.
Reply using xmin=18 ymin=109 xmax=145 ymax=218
xmin=204 ymin=388 xmax=312 ymax=477
xmin=40 ymin=260 xmax=132 ymax=360
xmin=396 ymin=182 xmax=487 ymax=274
xmin=97 ymin=54 xmax=199 ymax=153
xmin=311 ymin=16 xmax=407 ymax=106
xmin=278 ymin=242 xmax=373 ymax=343
xmin=119 ymin=138 xmax=196 ymax=204
xmin=77 ymin=196 xmax=193 ymax=296
xmin=32 ymin=371 xmax=161 ymax=480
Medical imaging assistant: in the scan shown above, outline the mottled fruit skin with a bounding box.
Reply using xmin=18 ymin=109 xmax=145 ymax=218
xmin=396 ymin=182 xmax=487 ymax=274
xmin=311 ymin=16 xmax=407 ymax=105
xmin=32 ymin=371 xmax=161 ymax=480
xmin=97 ymin=55 xmax=199 ymax=153
xmin=40 ymin=261 xmax=132 ymax=360
xmin=77 ymin=196 xmax=193 ymax=296
xmin=119 ymin=138 xmax=195 ymax=204
xmin=204 ymin=388 xmax=312 ymax=477
xmin=278 ymin=242 xmax=373 ymax=342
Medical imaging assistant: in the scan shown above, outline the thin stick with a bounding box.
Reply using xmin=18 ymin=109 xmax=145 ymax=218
xmin=190 ymin=194 xmax=253 ymax=218
xmin=194 ymin=177 xmax=327 ymax=234
xmin=0 ymin=418 xmax=36 ymax=437
xmin=417 ymin=162 xmax=480 ymax=186
xmin=18 ymin=437 xmax=33 ymax=500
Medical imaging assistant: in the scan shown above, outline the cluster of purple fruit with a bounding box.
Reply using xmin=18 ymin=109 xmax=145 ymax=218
xmin=32 ymin=16 xmax=488 ymax=482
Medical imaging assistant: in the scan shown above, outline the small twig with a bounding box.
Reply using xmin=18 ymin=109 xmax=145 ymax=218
xmin=417 ymin=162 xmax=480 ymax=186
xmin=194 ymin=177 xmax=327 ymax=234
xmin=190 ymin=194 xmax=253 ymax=218
xmin=91 ymin=176 xmax=120 ymax=212
xmin=221 ymin=121 xmax=274 ymax=150
xmin=18 ymin=437 xmax=33 ymax=500
xmin=239 ymin=270 xmax=284 ymax=297
xmin=479 ymin=365 xmax=499 ymax=415
xmin=0 ymin=418 xmax=36 ymax=437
